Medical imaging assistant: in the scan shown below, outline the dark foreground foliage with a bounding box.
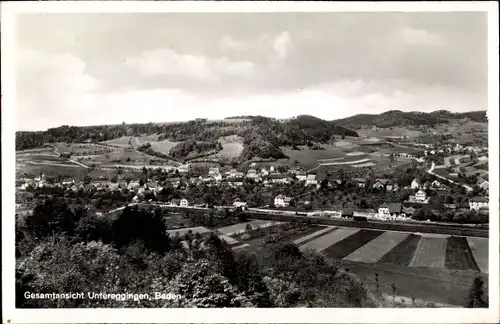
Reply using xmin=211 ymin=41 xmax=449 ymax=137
xmin=16 ymin=197 xmax=374 ymax=308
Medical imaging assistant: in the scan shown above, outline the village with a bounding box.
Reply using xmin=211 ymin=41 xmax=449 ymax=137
xmin=15 ymin=141 xmax=489 ymax=225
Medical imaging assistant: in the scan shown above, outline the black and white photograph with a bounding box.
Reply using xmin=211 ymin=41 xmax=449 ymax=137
xmin=2 ymin=1 xmax=499 ymax=323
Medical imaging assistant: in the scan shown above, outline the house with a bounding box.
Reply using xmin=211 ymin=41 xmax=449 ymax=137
xmin=261 ymin=169 xmax=269 ymax=176
xmin=274 ymin=194 xmax=292 ymax=208
xmin=233 ymin=201 xmax=248 ymax=210
xmin=354 ymin=178 xmax=366 ymax=188
xmin=269 ymin=166 xmax=275 ymax=172
xmin=208 ymin=167 xmax=220 ymax=176
xmin=469 ymin=197 xmax=488 ymax=210
xmin=411 ymin=179 xmax=420 ymax=189
xmin=180 ymin=198 xmax=189 ymax=207
xmin=378 ymin=203 xmax=403 ymax=218
xmin=431 ymin=180 xmax=441 ymax=188
xmin=305 ymin=174 xmax=318 ymax=187
xmin=226 ymin=169 xmax=238 ymax=177
xmin=128 ymin=182 xmax=141 ymax=191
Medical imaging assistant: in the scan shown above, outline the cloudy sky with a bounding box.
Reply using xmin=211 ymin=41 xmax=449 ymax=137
xmin=16 ymin=12 xmax=488 ymax=131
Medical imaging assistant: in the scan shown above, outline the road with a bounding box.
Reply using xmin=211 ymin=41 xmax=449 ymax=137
xmin=427 ymin=162 xmax=473 ymax=192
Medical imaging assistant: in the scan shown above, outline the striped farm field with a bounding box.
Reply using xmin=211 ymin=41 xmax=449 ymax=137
xmin=100 ymin=136 xmax=131 ymax=148
xmin=323 ymin=229 xmax=384 ymax=259
xmin=445 ymin=236 xmax=480 ymax=271
xmin=300 ymin=228 xmax=359 ymax=252
xmin=377 ymin=234 xmax=421 ymax=266
xmin=293 ymin=226 xmax=336 ymax=245
xmin=467 ymin=237 xmax=488 ymax=273
xmin=343 ymin=231 xmax=410 ymax=263
xmin=409 ymin=237 xmax=447 ymax=269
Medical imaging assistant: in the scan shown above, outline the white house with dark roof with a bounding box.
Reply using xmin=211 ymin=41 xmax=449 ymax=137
xmin=411 ymin=179 xmax=420 ymax=189
xmin=180 ymin=198 xmax=189 ymax=207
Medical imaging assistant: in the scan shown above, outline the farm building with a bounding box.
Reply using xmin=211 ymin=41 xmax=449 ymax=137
xmin=274 ymin=194 xmax=292 ymax=208
xmin=295 ymin=171 xmax=307 ymax=181
xmin=378 ymin=203 xmax=403 ymax=218
xmin=469 ymin=196 xmax=488 ymax=211
xmin=305 ymin=174 xmax=318 ymax=187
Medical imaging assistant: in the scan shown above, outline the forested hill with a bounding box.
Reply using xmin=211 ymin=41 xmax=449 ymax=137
xmin=15 ymin=116 xmax=359 ymax=158
xmin=333 ymin=110 xmax=487 ymax=129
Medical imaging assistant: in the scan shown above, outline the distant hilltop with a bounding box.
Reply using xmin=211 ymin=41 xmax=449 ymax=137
xmin=332 ymin=110 xmax=487 ymax=129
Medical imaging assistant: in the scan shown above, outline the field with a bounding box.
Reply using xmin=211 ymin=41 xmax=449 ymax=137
xmin=292 ymin=226 xmax=336 ymax=245
xmin=445 ymin=237 xmax=480 ymax=271
xmin=100 ymin=136 xmax=132 ymax=148
xmin=234 ymin=223 xmax=489 ymax=306
xmin=80 ymin=149 xmax=156 ymax=165
xmin=467 ymin=237 xmax=488 ymax=273
xmin=299 ymin=227 xmax=359 ymax=252
xmin=377 ymin=234 xmax=421 ymax=266
xmin=216 ymin=220 xmax=282 ymax=236
xmin=166 ymin=226 xmax=212 ymax=236
xmin=343 ymin=231 xmax=410 ymax=263
xmin=217 ymin=135 xmax=244 ymax=159
xmin=149 ymin=139 xmax=180 ymax=154
xmin=357 ymin=127 xmax=424 ymax=138
xmin=409 ymin=237 xmax=447 ymax=269
xmin=322 ymin=229 xmax=384 ymax=259
xmin=16 ymin=148 xmax=83 ymax=172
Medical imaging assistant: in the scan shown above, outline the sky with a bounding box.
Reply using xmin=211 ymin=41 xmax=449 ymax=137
xmin=16 ymin=12 xmax=488 ymax=131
